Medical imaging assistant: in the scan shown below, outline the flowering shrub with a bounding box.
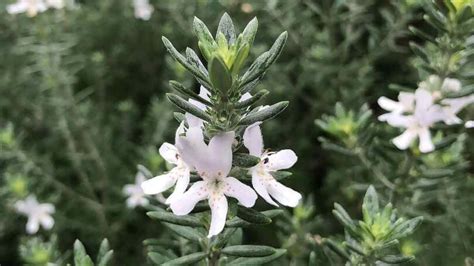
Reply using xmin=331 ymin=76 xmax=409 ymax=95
xmin=0 ymin=0 xmax=473 ymax=265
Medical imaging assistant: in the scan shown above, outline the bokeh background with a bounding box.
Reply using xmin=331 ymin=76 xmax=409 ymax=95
xmin=1 ymin=0 xmax=473 ymax=265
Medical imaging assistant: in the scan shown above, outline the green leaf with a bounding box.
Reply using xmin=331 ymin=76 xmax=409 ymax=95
xmin=73 ymin=240 xmax=94 ymax=266
xmin=409 ymin=42 xmax=429 ymax=63
xmin=217 ymin=13 xmax=236 ymax=44
xmin=231 ymin=43 xmax=250 ymax=74
xmin=162 ymin=252 xmax=207 ymax=266
xmin=362 ymin=185 xmax=379 ymax=225
xmin=228 ymin=249 xmax=286 ymax=265
xmin=238 ymin=102 xmax=288 ymax=125
xmin=212 ymin=228 xmax=238 ymax=248
xmin=232 ymin=153 xmax=260 ymax=168
xmin=457 ymin=6 xmax=473 ymax=24
xmin=271 ymin=171 xmax=292 ymax=181
xmin=234 ymin=90 xmax=269 ymax=109
xmin=423 ymin=14 xmax=447 ymax=32
xmin=186 ymin=48 xmax=209 ymax=76
xmin=193 ymin=16 xmax=215 ymax=60
xmin=222 ymin=245 xmax=275 ymax=257
xmin=379 ymin=254 xmax=415 ymax=264
xmin=169 ymin=80 xmax=212 ymax=106
xmin=209 ymin=56 xmax=233 ymax=94
xmin=173 ymin=112 xmax=185 ymax=123
xmin=322 ymin=239 xmax=350 ymax=261
xmin=237 ymin=206 xmax=272 ymax=224
xmin=389 ymin=216 xmax=423 ymax=239
xmin=242 ymin=17 xmax=258 ymax=47
xmin=163 ymin=223 xmax=205 ymax=242
xmin=147 ymin=211 xmax=203 ymax=227
xmin=161 ymin=36 xmax=211 ymax=88
xmin=166 ymin=93 xmax=212 ymax=122
xmin=408 ymin=26 xmax=435 ymax=43
xmin=239 ymin=32 xmax=287 ymax=88
xmin=97 ymin=239 xmax=113 ymax=266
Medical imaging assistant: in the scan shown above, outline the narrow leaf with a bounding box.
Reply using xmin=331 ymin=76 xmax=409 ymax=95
xmin=234 ymin=90 xmax=269 ymax=109
xmin=237 ymin=206 xmax=272 ymax=224
xmin=162 ymin=252 xmax=207 ymax=266
xmin=221 ymin=245 xmax=275 ymax=257
xmin=217 ymin=13 xmax=236 ymax=44
xmin=163 ymin=223 xmax=205 ymax=242
xmin=209 ymin=56 xmax=232 ymax=94
xmin=169 ymin=80 xmax=211 ymax=106
xmin=166 ymin=93 xmax=212 ymax=122
xmin=242 ymin=17 xmax=258 ymax=47
xmin=362 ymin=185 xmax=379 ymax=224
xmin=239 ymin=102 xmax=288 ymax=125
xmin=147 ymin=211 xmax=203 ymax=227
xmin=228 ymin=249 xmax=286 ymax=265
xmin=232 ymin=153 xmax=260 ymax=168
xmin=73 ymin=240 xmax=94 ymax=266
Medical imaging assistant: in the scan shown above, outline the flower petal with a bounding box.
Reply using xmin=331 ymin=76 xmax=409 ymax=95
xmin=40 ymin=203 xmax=55 ymax=214
xmin=441 ymin=78 xmax=461 ymax=92
xmin=39 ymin=215 xmax=55 ymax=230
xmin=185 ymin=113 xmax=204 ymax=128
xmin=418 ymin=127 xmax=434 ymax=153
xmin=415 ymin=88 xmax=434 ymax=112
xmin=378 ymin=96 xmax=401 ymax=112
xmin=223 ymin=177 xmax=257 ymax=208
xmin=251 ymin=172 xmax=278 ymax=206
xmin=239 ymin=92 xmax=252 ymax=102
xmin=392 ymin=129 xmax=417 ymax=150
xmin=208 ymin=194 xmax=228 ymax=237
xmin=170 ymin=181 xmax=208 ymax=215
xmin=159 ymin=142 xmax=179 ymax=165
xmin=207 ymin=131 xmax=235 ymax=178
xmin=166 ymin=168 xmax=190 ymax=204
xmin=243 ymin=122 xmax=263 ymax=157
xmin=176 ymin=127 xmax=208 ymax=173
xmin=265 ymin=149 xmax=297 ymax=171
xmin=266 ymin=180 xmax=302 ymax=207
xmin=26 ymin=217 xmax=39 ymax=234
xmin=141 ymin=173 xmax=176 ymax=195
xmin=398 ymin=92 xmax=415 ymax=111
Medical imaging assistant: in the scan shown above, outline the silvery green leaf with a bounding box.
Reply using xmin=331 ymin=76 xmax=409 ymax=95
xmin=227 ymin=249 xmax=286 ymax=265
xmin=322 ymin=239 xmax=351 ymax=261
xmin=169 ymin=80 xmax=211 ymax=106
xmin=73 ymin=240 xmax=94 ymax=266
xmin=231 ymin=43 xmax=250 ymax=74
xmin=271 ymin=171 xmax=292 ymax=181
xmin=162 ymin=252 xmax=207 ymax=266
xmin=238 ymin=101 xmax=288 ymax=125
xmin=97 ymin=250 xmax=113 ymax=266
xmin=362 ymin=185 xmax=379 ymax=225
xmin=239 ymin=32 xmax=287 ymax=88
xmin=148 ymin=252 xmax=168 ymax=265
xmin=166 ymin=93 xmax=212 ymax=122
xmin=212 ymin=228 xmax=238 ymax=248
xmin=237 ymin=206 xmax=272 ymax=225
xmin=161 ymin=36 xmax=212 ymax=88
xmin=137 ymin=164 xmax=153 ymax=179
xmin=379 ymin=254 xmax=415 ymax=264
xmin=232 ymin=153 xmax=260 ymax=168
xmin=97 ymin=239 xmax=113 ymax=266
xmin=186 ymin=48 xmax=208 ymax=75
xmin=209 ymin=56 xmax=232 ymax=94
xmin=193 ymin=16 xmax=215 ymax=58
xmin=221 ymin=245 xmax=275 ymax=257
xmin=217 ymin=12 xmax=236 ymax=44
xmin=147 ymin=211 xmax=203 ymax=227
xmin=242 ymin=17 xmax=258 ymax=47
xmin=389 ymin=216 xmax=423 ymax=239
xmin=234 ymin=90 xmax=268 ymax=109
xmin=163 ymin=223 xmax=205 ymax=242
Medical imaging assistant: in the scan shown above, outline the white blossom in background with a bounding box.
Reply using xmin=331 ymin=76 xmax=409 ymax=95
xmin=141 ymin=123 xmax=192 ymax=204
xmin=123 ymin=171 xmax=149 ymax=208
xmin=45 ymin=0 xmax=65 ymax=9
xmin=170 ymin=127 xmax=257 ymax=237
xmin=379 ymin=89 xmax=445 ymax=153
xmin=15 ymin=195 xmax=55 ymax=234
xmin=465 ymin=121 xmax=474 ymax=128
xmin=243 ymin=123 xmax=302 ymax=207
xmin=377 ymin=92 xmax=415 ymax=121
xmin=133 ymin=0 xmax=154 ymax=21
xmin=6 ymin=0 xmax=48 ymax=17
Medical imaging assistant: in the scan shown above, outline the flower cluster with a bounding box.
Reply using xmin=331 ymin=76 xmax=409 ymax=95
xmin=378 ymin=75 xmax=473 ymax=153
xmin=6 ymin=0 xmax=66 ymax=17
xmin=125 ymin=13 xmax=302 ymax=237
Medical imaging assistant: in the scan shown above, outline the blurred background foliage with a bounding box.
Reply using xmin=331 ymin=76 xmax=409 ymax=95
xmin=0 ymin=0 xmax=472 ymax=265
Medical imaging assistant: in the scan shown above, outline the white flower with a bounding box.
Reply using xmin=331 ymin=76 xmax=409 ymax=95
xmin=7 ymin=0 xmax=48 ymax=17
xmin=15 ymin=195 xmax=55 ymax=234
xmin=465 ymin=121 xmax=474 ymax=128
xmin=440 ymin=95 xmax=474 ymax=125
xmin=243 ymin=123 xmax=301 ymax=207
xmin=141 ymin=123 xmax=192 ymax=204
xmin=382 ymin=89 xmax=445 ymax=153
xmin=170 ymin=127 xmax=257 ymax=237
xmin=123 ymin=171 xmax=149 ymax=208
xmin=45 ymin=0 xmax=65 ymax=9
xmin=377 ymin=92 xmax=415 ymax=121
xmin=186 ymin=86 xmax=252 ymax=128
xmin=133 ymin=0 xmax=153 ymax=20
